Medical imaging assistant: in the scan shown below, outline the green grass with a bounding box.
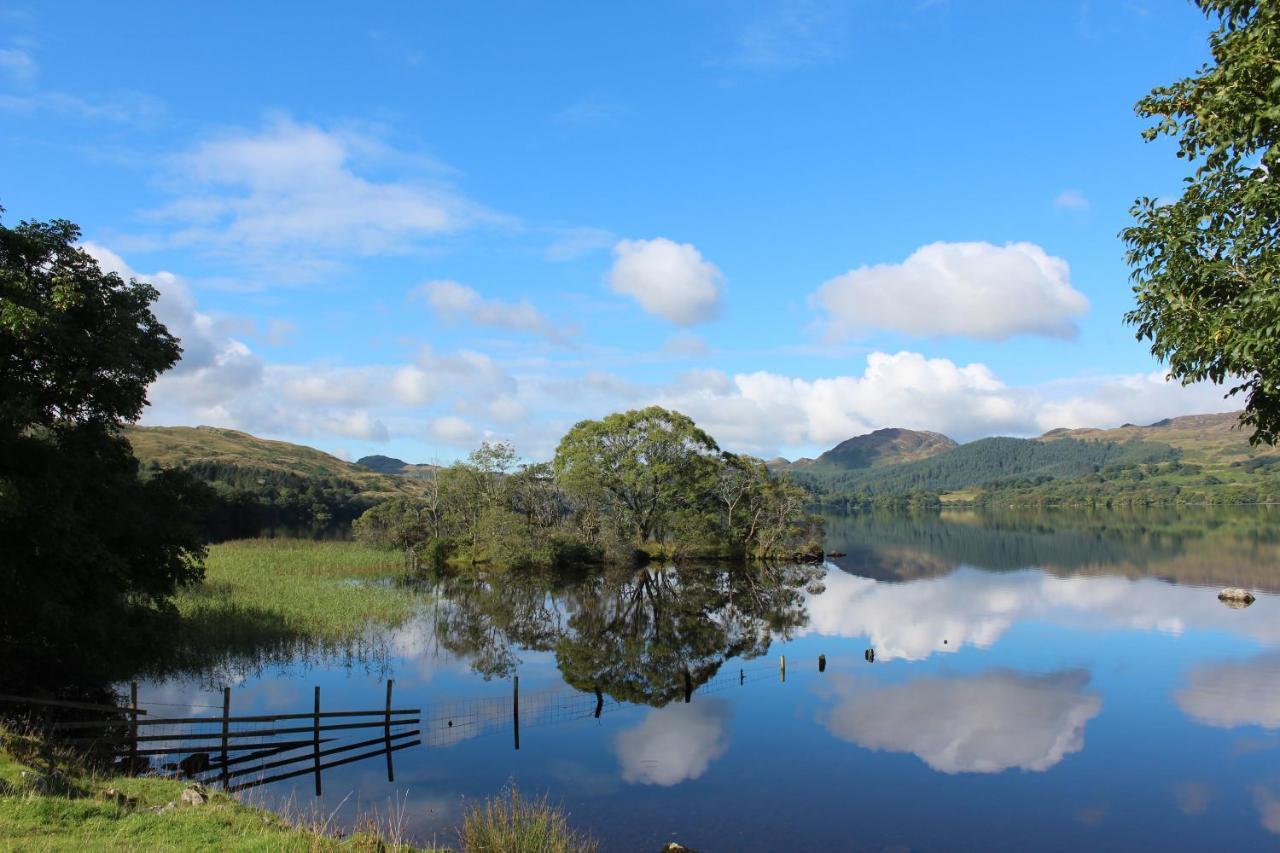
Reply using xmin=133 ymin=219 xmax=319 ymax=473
xmin=152 ymin=539 xmax=422 ymax=678
xmin=0 ymin=726 xmax=438 ymax=852
xmin=460 ymin=787 xmax=597 ymax=853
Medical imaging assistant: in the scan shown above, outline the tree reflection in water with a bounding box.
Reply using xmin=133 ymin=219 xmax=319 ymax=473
xmin=423 ymin=562 xmax=825 ymax=707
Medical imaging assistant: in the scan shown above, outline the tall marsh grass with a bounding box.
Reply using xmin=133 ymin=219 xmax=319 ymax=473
xmin=460 ymin=786 xmax=597 ymax=853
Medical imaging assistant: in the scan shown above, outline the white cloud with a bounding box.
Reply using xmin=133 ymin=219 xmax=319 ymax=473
xmin=662 ymin=332 xmax=711 ymax=358
xmin=720 ymin=0 xmax=847 ymax=71
xmin=81 ymin=242 xmax=264 ymax=416
xmin=614 ymin=699 xmax=732 ymax=786
xmin=390 ymin=347 xmax=513 ymax=407
xmin=647 ymin=352 xmax=1229 ymax=453
xmin=609 ymin=238 xmax=724 ymax=326
xmin=1033 ymin=370 xmax=1231 ymax=433
xmin=813 ymin=241 xmax=1090 ymax=340
xmin=430 ymin=415 xmax=476 ymax=444
xmin=1175 ymin=654 xmax=1280 ymax=730
xmin=156 ymin=117 xmax=494 ymax=267
xmin=412 ymin=280 xmax=569 ymax=343
xmin=819 ymin=670 xmax=1102 ymax=773
xmin=0 ymin=90 xmax=163 ymax=123
xmin=0 ymin=47 xmax=36 ymax=82
xmin=1055 ymin=189 xmax=1090 ymax=211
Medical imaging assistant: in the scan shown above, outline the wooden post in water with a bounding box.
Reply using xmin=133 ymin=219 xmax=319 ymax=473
xmin=220 ymin=687 xmax=231 ymax=789
xmin=384 ymin=679 xmax=395 ymax=782
xmin=739 ymin=668 xmax=744 ymax=686
xmin=780 ymin=655 xmax=786 ymax=682
xmin=818 ymin=654 xmax=826 ymax=673
xmin=129 ymin=682 xmax=139 ymax=772
xmin=512 ymin=676 xmax=520 ymax=751
xmin=593 ymin=686 xmax=603 ymax=719
xmin=683 ymin=669 xmax=693 ymax=703
xmin=312 ymin=686 xmax=322 ymax=796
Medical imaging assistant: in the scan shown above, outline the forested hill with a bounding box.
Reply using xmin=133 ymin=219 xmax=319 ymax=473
xmin=792 ymin=436 xmax=1178 ymax=500
xmin=126 ymin=426 xmax=427 ymax=537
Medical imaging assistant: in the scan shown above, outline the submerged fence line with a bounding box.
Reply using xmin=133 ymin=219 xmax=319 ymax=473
xmin=2 ymin=651 xmax=834 ymax=796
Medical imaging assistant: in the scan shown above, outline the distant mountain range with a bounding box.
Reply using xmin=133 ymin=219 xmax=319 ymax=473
xmin=127 ymin=410 xmax=1279 ymax=511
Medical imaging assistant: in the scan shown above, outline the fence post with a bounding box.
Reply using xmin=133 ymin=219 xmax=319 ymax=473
xmin=512 ymin=676 xmax=520 ymax=751
xmin=220 ymin=687 xmax=231 ymax=789
xmin=129 ymin=682 xmax=139 ymax=772
xmin=313 ymin=686 xmax=322 ymax=796
xmin=384 ymin=679 xmax=394 ymax=782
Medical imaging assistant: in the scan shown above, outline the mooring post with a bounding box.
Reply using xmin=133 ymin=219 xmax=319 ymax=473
xmin=512 ymin=676 xmax=520 ymax=751
xmin=739 ymin=667 xmax=744 ymax=686
xmin=780 ymin=655 xmax=786 ymax=682
xmin=593 ymin=686 xmax=603 ymax=719
xmin=312 ymin=686 xmax=322 ymax=796
xmin=129 ymin=682 xmax=139 ymax=772
xmin=384 ymin=679 xmax=395 ymax=782
xmin=683 ymin=669 xmax=693 ymax=703
xmin=220 ymin=686 xmax=231 ymax=789
xmin=818 ymin=654 xmax=827 ymax=673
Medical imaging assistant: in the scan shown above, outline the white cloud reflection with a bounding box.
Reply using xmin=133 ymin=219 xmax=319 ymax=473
xmin=1175 ymin=654 xmax=1280 ymax=731
xmin=614 ymin=699 xmax=732 ymax=786
xmin=805 ymin=567 xmax=1280 ymax=662
xmin=819 ymin=669 xmax=1102 ymax=774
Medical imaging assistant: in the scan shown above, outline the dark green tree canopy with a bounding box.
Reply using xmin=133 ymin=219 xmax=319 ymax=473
xmin=0 ymin=209 xmax=203 ymax=691
xmin=0 ymin=213 xmax=181 ymax=434
xmin=1123 ymin=0 xmax=1280 ymax=443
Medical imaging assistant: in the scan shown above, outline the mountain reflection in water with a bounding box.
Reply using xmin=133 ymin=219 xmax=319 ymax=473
xmin=132 ymin=508 xmax=1280 ymax=851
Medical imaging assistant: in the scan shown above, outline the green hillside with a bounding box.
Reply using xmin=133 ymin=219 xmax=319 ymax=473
xmin=794 ymin=436 xmax=1179 ymax=502
xmin=126 ymin=426 xmax=427 ymax=537
xmin=811 ymin=427 xmax=957 ymax=470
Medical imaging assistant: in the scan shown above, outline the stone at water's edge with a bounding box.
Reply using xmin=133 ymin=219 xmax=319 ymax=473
xmin=662 ymin=844 xmax=697 ymax=853
xmin=1218 ymin=587 xmax=1256 ymax=604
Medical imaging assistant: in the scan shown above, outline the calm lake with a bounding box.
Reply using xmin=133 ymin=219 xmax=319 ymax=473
xmin=136 ymin=509 xmax=1280 ymax=851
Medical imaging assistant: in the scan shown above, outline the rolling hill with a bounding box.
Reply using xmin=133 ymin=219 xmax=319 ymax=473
xmin=126 ymin=425 xmax=423 ymax=500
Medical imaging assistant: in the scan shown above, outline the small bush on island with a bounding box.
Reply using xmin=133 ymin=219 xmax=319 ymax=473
xmin=355 ymin=406 xmax=823 ymax=572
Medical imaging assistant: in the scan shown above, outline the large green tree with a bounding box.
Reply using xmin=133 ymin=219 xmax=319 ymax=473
xmin=552 ymin=406 xmax=722 ymax=543
xmin=0 ymin=211 xmax=206 ymax=690
xmin=1124 ymin=0 xmax=1280 ymax=443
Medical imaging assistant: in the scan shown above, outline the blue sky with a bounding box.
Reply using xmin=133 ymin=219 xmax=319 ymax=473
xmin=0 ymin=0 xmax=1239 ymax=462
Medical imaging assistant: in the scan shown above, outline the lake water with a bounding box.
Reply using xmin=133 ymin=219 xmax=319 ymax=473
xmin=136 ymin=509 xmax=1280 ymax=851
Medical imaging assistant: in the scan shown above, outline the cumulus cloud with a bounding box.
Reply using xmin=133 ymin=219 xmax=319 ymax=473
xmin=155 ymin=117 xmax=493 ymax=268
xmin=412 ymin=280 xmax=569 ymax=343
xmin=609 ymin=238 xmax=724 ymax=326
xmin=1175 ymin=654 xmax=1280 ymax=730
xmin=819 ymin=670 xmax=1102 ymax=774
xmin=1055 ymin=189 xmax=1090 ymax=211
xmin=1033 ymin=371 xmax=1231 ymax=433
xmin=390 ymin=347 xmax=513 ymax=407
xmin=81 ymin=242 xmax=264 ymax=416
xmin=614 ymin=699 xmax=732 ymax=786
xmin=813 ymin=241 xmax=1090 ymax=340
xmin=429 ymin=415 xmax=476 ymax=444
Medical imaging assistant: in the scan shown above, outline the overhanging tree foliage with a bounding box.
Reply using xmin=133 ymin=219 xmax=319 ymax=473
xmin=1123 ymin=0 xmax=1280 ymax=443
xmin=0 ymin=210 xmax=207 ymax=690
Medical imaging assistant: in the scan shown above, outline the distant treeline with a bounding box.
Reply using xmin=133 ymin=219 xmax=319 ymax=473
xmin=143 ymin=459 xmax=377 ymax=539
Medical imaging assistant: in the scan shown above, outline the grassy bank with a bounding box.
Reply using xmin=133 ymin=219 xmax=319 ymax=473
xmin=1 ymin=726 xmax=599 ymax=852
xmin=0 ymin=726 xmax=436 ymax=851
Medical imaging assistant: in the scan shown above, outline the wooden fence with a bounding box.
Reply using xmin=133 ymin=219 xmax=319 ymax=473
xmin=0 ymin=681 xmax=420 ymax=795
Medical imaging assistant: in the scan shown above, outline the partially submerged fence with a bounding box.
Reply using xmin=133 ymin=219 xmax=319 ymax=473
xmin=0 ymin=681 xmax=420 ymax=795
xmin=2 ymin=652 xmax=834 ymax=797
